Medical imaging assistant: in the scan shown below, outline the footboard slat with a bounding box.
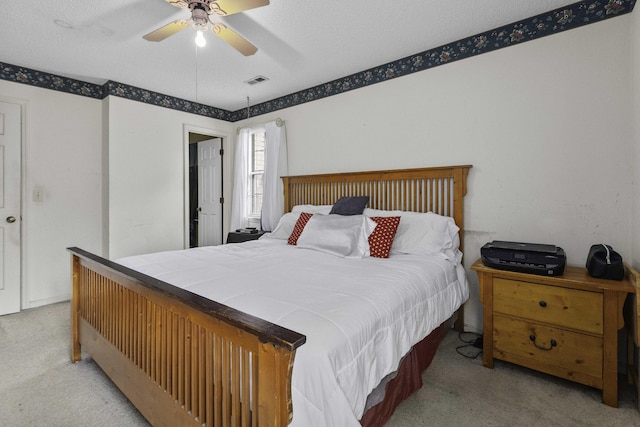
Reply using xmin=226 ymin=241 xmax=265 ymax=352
xmin=69 ymin=248 xmax=306 ymax=427
xmin=242 ymin=348 xmax=252 ymax=427
xmin=222 ymin=337 xmax=231 ymax=425
xmin=213 ymin=334 xmax=223 ymax=426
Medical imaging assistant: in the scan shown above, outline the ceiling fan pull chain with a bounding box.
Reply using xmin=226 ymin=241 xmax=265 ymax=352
xmin=195 ymin=45 xmax=199 ymax=102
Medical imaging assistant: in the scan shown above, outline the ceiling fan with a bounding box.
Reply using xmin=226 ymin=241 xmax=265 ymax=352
xmin=143 ymin=0 xmax=269 ymax=56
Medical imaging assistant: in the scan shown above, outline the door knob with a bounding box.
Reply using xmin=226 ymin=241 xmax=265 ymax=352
xmin=6 ymin=216 xmax=16 ymax=223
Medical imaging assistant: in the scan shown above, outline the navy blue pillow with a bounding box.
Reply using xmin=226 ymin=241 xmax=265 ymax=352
xmin=329 ymin=196 xmax=370 ymax=215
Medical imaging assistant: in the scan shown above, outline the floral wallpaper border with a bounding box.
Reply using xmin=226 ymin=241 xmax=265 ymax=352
xmin=0 ymin=0 xmax=635 ymax=122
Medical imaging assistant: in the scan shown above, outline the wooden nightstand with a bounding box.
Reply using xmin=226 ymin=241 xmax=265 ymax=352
xmin=471 ymin=259 xmax=635 ymax=407
xmin=226 ymin=230 xmax=266 ymax=244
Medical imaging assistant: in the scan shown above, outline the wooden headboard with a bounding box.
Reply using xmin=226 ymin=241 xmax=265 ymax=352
xmin=282 ymin=165 xmax=472 ymax=250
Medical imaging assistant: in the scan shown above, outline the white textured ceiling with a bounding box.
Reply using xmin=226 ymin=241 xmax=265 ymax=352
xmin=0 ymin=0 xmax=579 ymax=112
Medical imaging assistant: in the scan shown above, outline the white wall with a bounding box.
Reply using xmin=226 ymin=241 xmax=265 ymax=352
xmin=0 ymin=83 xmax=234 ymax=307
xmin=0 ymin=80 xmax=103 ymax=308
xmin=242 ymin=17 xmax=634 ymax=332
xmin=105 ymin=96 xmax=234 ymax=259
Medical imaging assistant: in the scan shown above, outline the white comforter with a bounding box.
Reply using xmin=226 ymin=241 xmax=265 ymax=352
xmin=117 ymin=239 xmax=469 ymax=426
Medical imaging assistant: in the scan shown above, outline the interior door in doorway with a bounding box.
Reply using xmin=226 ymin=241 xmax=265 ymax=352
xmin=197 ymin=138 xmax=222 ymax=246
xmin=0 ymin=101 xmax=22 ymax=315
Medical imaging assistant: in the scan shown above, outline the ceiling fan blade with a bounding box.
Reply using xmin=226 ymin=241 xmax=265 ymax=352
xmin=164 ymin=0 xmax=189 ymax=9
xmin=212 ymin=24 xmax=258 ymax=56
xmin=143 ymin=19 xmax=190 ymax=41
xmin=210 ymin=0 xmax=269 ymax=16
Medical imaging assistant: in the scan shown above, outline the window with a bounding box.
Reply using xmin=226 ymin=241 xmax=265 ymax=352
xmin=230 ymin=121 xmax=286 ymax=233
xmin=248 ymin=130 xmax=265 ymax=220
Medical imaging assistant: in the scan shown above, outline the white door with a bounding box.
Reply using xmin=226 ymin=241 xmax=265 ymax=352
xmin=0 ymin=101 xmax=22 ymax=315
xmin=197 ymin=138 xmax=222 ymax=246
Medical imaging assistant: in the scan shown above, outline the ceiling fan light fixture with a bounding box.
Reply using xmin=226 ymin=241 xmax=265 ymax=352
xmin=195 ymin=30 xmax=206 ymax=47
xmin=144 ymin=0 xmax=269 ymax=55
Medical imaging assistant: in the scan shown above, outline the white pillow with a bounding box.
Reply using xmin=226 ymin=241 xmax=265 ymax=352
xmin=262 ymin=207 xmax=334 ymax=240
xmin=296 ymin=214 xmax=376 ymax=258
xmin=262 ymin=212 xmax=301 ymax=240
xmin=291 ymin=204 xmax=333 ymax=214
xmin=363 ymin=209 xmax=461 ymax=262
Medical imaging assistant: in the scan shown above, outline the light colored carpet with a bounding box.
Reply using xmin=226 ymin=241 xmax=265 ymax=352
xmin=0 ymin=302 xmax=147 ymax=427
xmin=1 ymin=302 xmax=639 ymax=426
xmin=387 ymin=332 xmax=640 ymax=427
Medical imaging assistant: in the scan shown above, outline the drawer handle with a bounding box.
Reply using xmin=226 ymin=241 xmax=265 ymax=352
xmin=539 ymin=300 xmax=547 ymax=308
xmin=529 ymin=335 xmax=557 ymax=351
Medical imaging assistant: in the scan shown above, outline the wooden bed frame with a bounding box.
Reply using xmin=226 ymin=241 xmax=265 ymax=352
xmin=69 ymin=164 xmax=472 ymax=427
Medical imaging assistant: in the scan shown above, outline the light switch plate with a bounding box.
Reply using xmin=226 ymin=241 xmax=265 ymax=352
xmin=33 ymin=188 xmax=44 ymax=202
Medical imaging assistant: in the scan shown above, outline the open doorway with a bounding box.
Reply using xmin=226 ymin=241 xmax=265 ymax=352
xmin=188 ymin=132 xmax=223 ymax=248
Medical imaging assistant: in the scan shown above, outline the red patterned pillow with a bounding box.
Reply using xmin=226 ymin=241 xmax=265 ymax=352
xmin=368 ymin=216 xmax=401 ymax=258
xmin=288 ymin=212 xmax=313 ymax=245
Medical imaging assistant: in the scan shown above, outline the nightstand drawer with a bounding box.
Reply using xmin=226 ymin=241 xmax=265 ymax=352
xmin=494 ymin=314 xmax=603 ymax=382
xmin=494 ymin=278 xmax=603 ymax=334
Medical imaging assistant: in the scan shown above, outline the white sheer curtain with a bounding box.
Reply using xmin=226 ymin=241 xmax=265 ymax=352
xmin=230 ymin=128 xmax=250 ymax=231
xmin=230 ymin=121 xmax=288 ymax=232
xmin=261 ymin=121 xmax=288 ymax=231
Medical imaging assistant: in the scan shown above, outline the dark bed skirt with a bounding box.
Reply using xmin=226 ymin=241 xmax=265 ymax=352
xmin=360 ymin=316 xmax=454 ymax=426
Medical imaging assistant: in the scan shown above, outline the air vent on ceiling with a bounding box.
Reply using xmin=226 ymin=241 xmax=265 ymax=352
xmin=245 ymin=75 xmax=269 ymax=85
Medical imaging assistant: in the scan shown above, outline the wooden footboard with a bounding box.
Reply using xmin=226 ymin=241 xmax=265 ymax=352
xmin=69 ymin=247 xmax=306 ymax=427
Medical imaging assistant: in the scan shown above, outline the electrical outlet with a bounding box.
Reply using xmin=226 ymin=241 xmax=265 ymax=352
xmin=33 ymin=188 xmax=44 ymax=202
